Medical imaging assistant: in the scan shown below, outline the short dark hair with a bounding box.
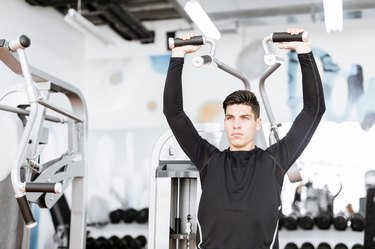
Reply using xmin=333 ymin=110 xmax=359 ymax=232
xmin=223 ymin=90 xmax=260 ymax=118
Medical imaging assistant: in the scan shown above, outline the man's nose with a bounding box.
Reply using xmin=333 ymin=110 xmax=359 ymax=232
xmin=233 ymin=119 xmax=241 ymax=128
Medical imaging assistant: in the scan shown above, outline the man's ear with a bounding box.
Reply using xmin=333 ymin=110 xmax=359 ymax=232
xmin=255 ymin=117 xmax=262 ymax=131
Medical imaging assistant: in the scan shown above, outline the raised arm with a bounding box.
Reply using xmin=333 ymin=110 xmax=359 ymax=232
xmin=163 ymin=34 xmax=216 ymax=170
xmin=267 ymin=28 xmax=326 ymax=172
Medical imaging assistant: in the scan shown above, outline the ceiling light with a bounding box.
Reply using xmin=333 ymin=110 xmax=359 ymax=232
xmin=184 ymin=0 xmax=221 ymax=40
xmin=64 ymin=9 xmax=114 ymax=46
xmin=323 ymin=0 xmax=343 ymax=33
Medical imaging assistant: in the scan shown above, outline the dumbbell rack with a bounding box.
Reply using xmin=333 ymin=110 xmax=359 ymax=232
xmin=279 ymin=228 xmax=363 ymax=249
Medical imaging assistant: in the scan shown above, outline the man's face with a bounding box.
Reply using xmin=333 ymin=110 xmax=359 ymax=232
xmin=224 ymin=104 xmax=261 ymax=151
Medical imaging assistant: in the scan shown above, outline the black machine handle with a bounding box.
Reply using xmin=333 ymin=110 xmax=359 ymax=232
xmin=271 ymin=32 xmax=310 ymax=43
xmin=25 ymin=182 xmax=62 ymax=193
xmin=168 ymin=36 xmax=205 ymax=49
xmin=19 ymin=35 xmax=31 ymax=48
xmin=16 ymin=195 xmax=37 ymax=228
xmin=192 ymin=55 xmax=213 ymax=67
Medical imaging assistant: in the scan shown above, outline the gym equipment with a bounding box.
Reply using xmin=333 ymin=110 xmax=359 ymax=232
xmin=86 ymin=235 xmax=147 ymax=249
xmin=109 ymin=207 xmax=149 ymax=224
xmin=135 ymin=207 xmax=149 ymax=224
xmin=292 ymin=176 xmax=341 ymax=230
xmin=301 ymin=242 xmax=315 ymax=249
xmin=0 ymin=35 xmax=87 ymax=248
xmin=318 ymin=242 xmax=332 ymax=249
xmin=284 ymin=242 xmax=299 ymax=249
xmin=334 ymin=243 xmax=349 ymax=249
xmin=333 ymin=212 xmax=349 ymax=231
xmin=352 ymin=244 xmax=364 ymax=249
xmin=282 ymin=211 xmax=299 ymax=230
xmin=149 ymin=32 xmax=311 ymax=249
xmin=315 ymin=212 xmax=333 ymax=230
xmin=350 ymin=212 xmax=365 ymax=232
xmin=123 ymin=208 xmax=138 ymax=223
xmin=109 ymin=209 xmax=124 ymax=224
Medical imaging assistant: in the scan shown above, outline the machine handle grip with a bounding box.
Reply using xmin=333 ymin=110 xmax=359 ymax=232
xmin=25 ymin=182 xmax=62 ymax=193
xmin=168 ymin=36 xmax=205 ymax=49
xmin=271 ymin=32 xmax=310 ymax=43
xmin=192 ymin=55 xmax=212 ymax=68
xmin=8 ymin=35 xmax=31 ymax=51
xmin=16 ymin=195 xmax=37 ymax=229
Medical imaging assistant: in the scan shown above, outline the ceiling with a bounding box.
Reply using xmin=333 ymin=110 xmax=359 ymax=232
xmin=24 ymin=0 xmax=375 ymax=43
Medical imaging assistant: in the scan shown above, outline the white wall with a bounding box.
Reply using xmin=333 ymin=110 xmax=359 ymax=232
xmin=0 ymin=0 xmax=86 ymax=88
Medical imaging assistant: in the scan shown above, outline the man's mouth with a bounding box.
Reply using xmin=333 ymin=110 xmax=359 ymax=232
xmin=231 ymin=133 xmax=243 ymax=137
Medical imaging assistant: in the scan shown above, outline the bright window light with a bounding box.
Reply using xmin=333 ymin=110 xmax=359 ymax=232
xmin=323 ymin=0 xmax=343 ymax=33
xmin=184 ymin=0 xmax=221 ymax=40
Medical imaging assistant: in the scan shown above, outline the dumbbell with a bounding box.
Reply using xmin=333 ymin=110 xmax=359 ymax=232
xmin=86 ymin=237 xmax=95 ymax=249
xmin=334 ymin=243 xmax=348 ymax=249
xmin=122 ymin=208 xmax=138 ymax=223
xmin=317 ymin=242 xmax=331 ymax=249
xmin=315 ymin=213 xmax=332 ymax=230
xmin=332 ymin=213 xmax=348 ymax=231
xmin=282 ymin=212 xmax=299 ymax=230
xmin=351 ymin=244 xmax=364 ymax=249
xmin=350 ymin=213 xmax=365 ymax=231
xmin=122 ymin=208 xmax=149 ymax=223
xmin=301 ymin=242 xmax=315 ymax=249
xmin=284 ymin=242 xmax=298 ymax=249
xmin=135 ymin=208 xmax=149 ymax=223
xmin=94 ymin=236 xmax=111 ymax=249
xmin=108 ymin=235 xmax=128 ymax=249
xmin=123 ymin=235 xmax=147 ymax=249
xmin=109 ymin=209 xmax=124 ymax=224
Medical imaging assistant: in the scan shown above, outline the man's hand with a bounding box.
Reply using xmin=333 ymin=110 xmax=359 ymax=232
xmin=277 ymin=28 xmax=312 ymax=54
xmin=171 ymin=33 xmax=202 ymax=58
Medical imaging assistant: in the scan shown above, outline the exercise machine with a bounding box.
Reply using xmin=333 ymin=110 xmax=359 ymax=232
xmin=148 ymin=32 xmax=309 ymax=249
xmin=0 ymin=35 xmax=87 ymax=248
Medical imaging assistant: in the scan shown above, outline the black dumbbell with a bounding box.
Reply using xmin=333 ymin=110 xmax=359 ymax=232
xmin=298 ymin=212 xmax=316 ymax=230
xmin=315 ymin=213 xmax=332 ymax=230
xmin=109 ymin=209 xmax=124 ymax=224
xmin=86 ymin=237 xmax=95 ymax=249
xmin=135 ymin=208 xmax=149 ymax=223
xmin=282 ymin=212 xmax=299 ymax=230
xmin=301 ymin=242 xmax=315 ymax=249
xmin=351 ymin=244 xmax=364 ymax=249
xmin=134 ymin=235 xmax=147 ymax=248
xmin=95 ymin=236 xmax=111 ymax=249
xmin=284 ymin=242 xmax=298 ymax=249
xmin=317 ymin=242 xmax=331 ymax=249
xmin=124 ymin=235 xmax=138 ymax=249
xmin=332 ymin=213 xmax=348 ymax=231
xmin=122 ymin=208 xmax=138 ymax=223
xmin=123 ymin=235 xmax=147 ymax=249
xmin=108 ymin=235 xmax=128 ymax=249
xmin=334 ymin=243 xmax=348 ymax=249
xmin=350 ymin=213 xmax=365 ymax=231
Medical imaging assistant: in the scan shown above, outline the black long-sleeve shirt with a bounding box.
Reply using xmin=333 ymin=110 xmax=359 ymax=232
xmin=163 ymin=52 xmax=325 ymax=249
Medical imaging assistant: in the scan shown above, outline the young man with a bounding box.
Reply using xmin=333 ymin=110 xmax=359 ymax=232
xmin=163 ymin=28 xmax=325 ymax=249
